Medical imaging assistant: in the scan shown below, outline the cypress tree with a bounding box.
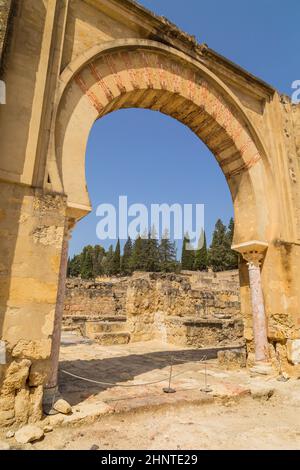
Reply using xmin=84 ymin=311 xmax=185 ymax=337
xmin=80 ymin=245 xmax=94 ymax=279
xmin=145 ymin=227 xmax=160 ymax=272
xmin=208 ymin=219 xmax=227 ymax=271
xmin=67 ymin=254 xmax=81 ymax=277
xmin=93 ymin=244 xmax=105 ymax=276
xmin=159 ymin=230 xmax=177 ymax=272
xmin=67 ymin=244 xmax=108 ymax=278
xmin=194 ymin=230 xmax=208 ymax=271
xmin=181 ymin=234 xmax=195 ymax=270
xmin=112 ymin=239 xmax=121 ymax=275
xmin=224 ymin=218 xmax=238 ymax=270
xmin=121 ymin=236 xmax=133 ymax=275
xmin=131 ymin=236 xmax=146 ymax=271
xmin=67 ymin=257 xmax=71 ymax=277
xmin=102 ymin=245 xmax=114 ymax=276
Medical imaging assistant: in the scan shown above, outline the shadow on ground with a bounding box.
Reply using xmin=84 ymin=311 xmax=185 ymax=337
xmin=58 ymin=346 xmax=237 ymax=405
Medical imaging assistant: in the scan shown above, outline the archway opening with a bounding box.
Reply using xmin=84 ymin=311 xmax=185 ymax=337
xmin=47 ymin=43 xmax=274 ymax=402
xmin=58 ymin=107 xmax=244 ymax=407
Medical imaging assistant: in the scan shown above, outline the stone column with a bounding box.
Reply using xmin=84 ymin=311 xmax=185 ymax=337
xmin=244 ymin=253 xmax=269 ymax=362
xmin=232 ymin=241 xmax=271 ymax=368
xmin=45 ymin=218 xmax=75 ymax=391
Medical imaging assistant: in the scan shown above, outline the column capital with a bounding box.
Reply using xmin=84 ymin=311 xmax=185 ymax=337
xmin=231 ymin=240 xmax=268 ymax=267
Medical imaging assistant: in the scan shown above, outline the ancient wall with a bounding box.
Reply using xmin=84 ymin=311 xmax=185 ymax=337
xmin=63 ymin=271 xmax=243 ymax=349
xmin=64 ymin=278 xmax=127 ymax=321
xmin=0 ymin=185 xmax=67 ymax=427
xmin=0 ymin=0 xmax=12 ymax=64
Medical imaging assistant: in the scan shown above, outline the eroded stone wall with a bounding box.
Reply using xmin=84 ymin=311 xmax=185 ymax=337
xmin=63 ymin=270 xmax=243 ymax=347
xmin=0 ymin=183 xmax=67 ymax=428
xmin=0 ymin=0 xmax=12 ymax=63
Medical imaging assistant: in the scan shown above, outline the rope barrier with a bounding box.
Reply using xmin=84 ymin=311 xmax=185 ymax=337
xmin=59 ymin=355 xmax=207 ymax=388
xmin=60 ymin=367 xmax=193 ymax=388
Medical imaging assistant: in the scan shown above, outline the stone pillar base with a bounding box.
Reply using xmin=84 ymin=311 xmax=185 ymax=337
xmin=42 ymin=386 xmax=60 ymax=416
xmin=249 ymin=362 xmax=274 ymax=376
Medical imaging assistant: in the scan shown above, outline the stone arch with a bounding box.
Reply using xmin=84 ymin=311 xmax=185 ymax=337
xmin=45 ymin=40 xmax=278 ymax=388
xmin=50 ymin=39 xmax=276 ymax=245
xmin=2 ymin=3 xmax=300 ymax=429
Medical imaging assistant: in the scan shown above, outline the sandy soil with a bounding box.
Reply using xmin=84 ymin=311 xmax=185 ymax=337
xmin=32 ymin=393 xmax=300 ymax=450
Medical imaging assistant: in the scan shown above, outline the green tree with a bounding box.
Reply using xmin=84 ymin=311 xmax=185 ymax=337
xmin=92 ymin=244 xmax=106 ymax=276
xmin=224 ymin=218 xmax=238 ymax=270
xmin=121 ymin=236 xmax=133 ymax=275
xmin=194 ymin=230 xmax=208 ymax=271
xmin=130 ymin=236 xmax=146 ymax=271
xmin=159 ymin=230 xmax=177 ymax=272
xmin=67 ymin=244 xmax=108 ymax=278
xmin=67 ymin=254 xmax=81 ymax=277
xmin=80 ymin=245 xmax=94 ymax=279
xmin=145 ymin=228 xmax=160 ymax=272
xmin=208 ymin=219 xmax=227 ymax=271
xmin=67 ymin=257 xmax=71 ymax=277
xmin=112 ymin=239 xmax=121 ymax=275
xmin=181 ymin=234 xmax=195 ymax=270
xmin=102 ymin=245 xmax=114 ymax=276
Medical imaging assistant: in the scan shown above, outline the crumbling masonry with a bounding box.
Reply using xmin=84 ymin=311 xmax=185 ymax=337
xmin=63 ymin=271 xmax=243 ymax=349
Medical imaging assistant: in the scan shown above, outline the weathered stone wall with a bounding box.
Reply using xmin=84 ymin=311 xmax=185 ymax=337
xmin=0 ymin=0 xmax=12 ymax=64
xmin=0 ymin=183 xmax=67 ymax=428
xmin=63 ymin=270 xmax=243 ymax=348
xmin=63 ymin=278 xmax=128 ymax=326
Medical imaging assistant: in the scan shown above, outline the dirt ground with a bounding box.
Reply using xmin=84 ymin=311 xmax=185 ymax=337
xmin=33 ymin=393 xmax=300 ymax=450
xmin=30 ymin=335 xmax=300 ymax=450
xmin=3 ymin=335 xmax=300 ymax=450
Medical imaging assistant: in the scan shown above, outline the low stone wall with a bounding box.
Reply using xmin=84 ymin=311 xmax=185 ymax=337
xmin=63 ymin=278 xmax=128 ymax=330
xmin=63 ymin=270 xmax=243 ymax=348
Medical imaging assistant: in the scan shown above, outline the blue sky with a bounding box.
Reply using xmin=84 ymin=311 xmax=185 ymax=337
xmin=69 ymin=0 xmax=300 ymax=257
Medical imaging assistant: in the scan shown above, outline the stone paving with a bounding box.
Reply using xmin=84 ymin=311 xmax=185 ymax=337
xmin=2 ymin=332 xmax=300 ymax=450
xmin=56 ymin=332 xmax=284 ymax=420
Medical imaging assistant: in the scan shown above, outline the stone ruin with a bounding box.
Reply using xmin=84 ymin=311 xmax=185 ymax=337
xmin=1 ymin=0 xmax=300 ymax=429
xmin=63 ymin=270 xmax=244 ymax=357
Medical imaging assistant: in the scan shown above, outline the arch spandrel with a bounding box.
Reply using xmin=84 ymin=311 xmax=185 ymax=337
xmin=53 ymin=42 xmax=276 ymax=244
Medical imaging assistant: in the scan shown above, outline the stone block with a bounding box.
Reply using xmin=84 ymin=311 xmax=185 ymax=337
xmin=218 ymin=349 xmax=247 ymax=369
xmin=28 ymin=386 xmax=43 ymax=423
xmin=53 ymin=399 xmax=72 ymax=415
xmin=250 ymin=384 xmax=274 ymax=400
xmin=28 ymin=360 xmax=50 ymax=386
xmin=287 ymin=339 xmax=300 ymax=364
xmin=2 ymin=359 xmax=31 ymax=394
xmin=12 ymin=340 xmax=51 ymax=360
xmin=15 ymin=424 xmax=44 ymax=444
xmin=14 ymin=388 xmax=30 ymax=424
xmin=0 ymin=341 xmax=6 ymax=365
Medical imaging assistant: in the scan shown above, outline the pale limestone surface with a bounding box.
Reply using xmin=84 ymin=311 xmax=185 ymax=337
xmin=287 ymin=339 xmax=300 ymax=364
xmin=14 ymin=424 xmax=44 ymax=444
xmin=53 ymin=399 xmax=72 ymax=415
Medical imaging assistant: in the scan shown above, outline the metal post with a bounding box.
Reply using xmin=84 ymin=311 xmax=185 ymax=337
xmin=200 ymin=360 xmax=212 ymax=393
xmin=163 ymin=357 xmax=176 ymax=393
